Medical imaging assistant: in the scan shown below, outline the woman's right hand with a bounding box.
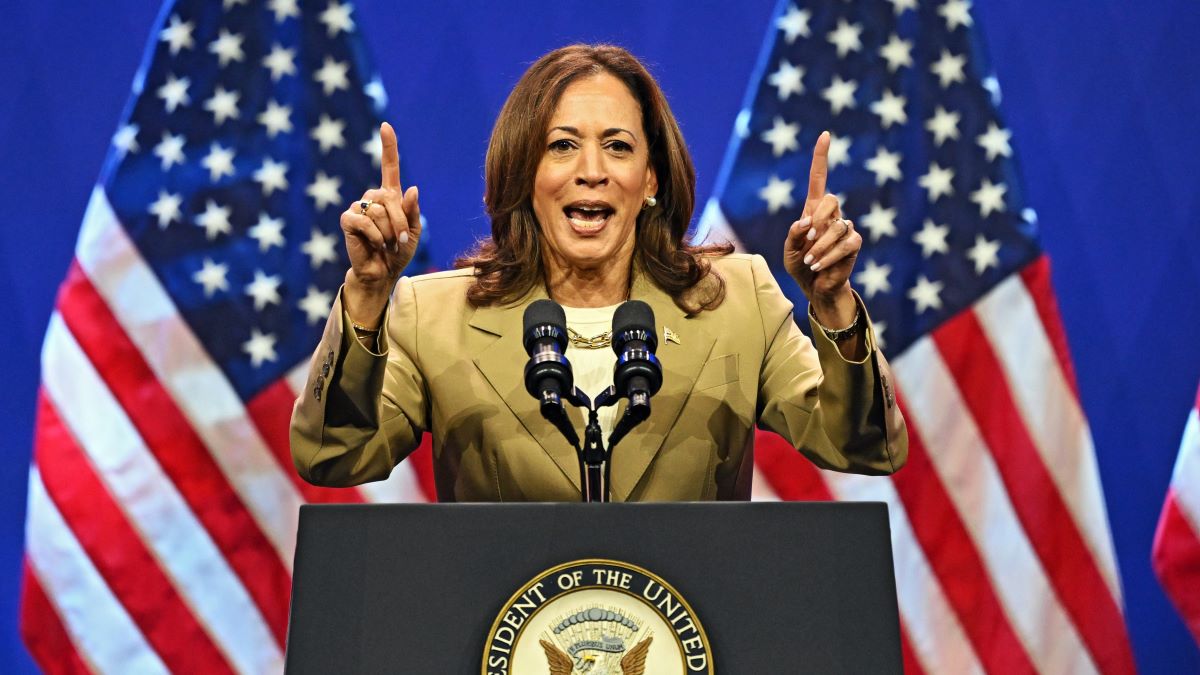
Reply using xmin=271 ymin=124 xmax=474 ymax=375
xmin=340 ymin=122 xmax=422 ymax=328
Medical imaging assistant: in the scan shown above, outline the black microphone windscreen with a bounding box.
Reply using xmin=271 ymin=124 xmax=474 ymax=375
xmin=612 ymin=300 xmax=655 ymax=335
xmin=523 ymin=299 xmax=567 ymax=334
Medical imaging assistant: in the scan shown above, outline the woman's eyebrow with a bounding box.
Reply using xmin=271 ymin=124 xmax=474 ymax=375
xmin=547 ymin=126 xmax=636 ymax=139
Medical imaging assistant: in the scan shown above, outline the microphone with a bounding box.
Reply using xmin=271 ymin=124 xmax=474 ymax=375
xmin=522 ymin=300 xmax=576 ymax=432
xmin=611 ymin=300 xmax=662 ymax=416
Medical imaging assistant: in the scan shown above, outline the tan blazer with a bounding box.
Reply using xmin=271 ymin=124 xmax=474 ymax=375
xmin=290 ymin=254 xmax=907 ymax=501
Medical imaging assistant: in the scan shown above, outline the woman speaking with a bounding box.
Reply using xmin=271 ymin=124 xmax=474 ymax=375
xmin=289 ymin=44 xmax=907 ymax=501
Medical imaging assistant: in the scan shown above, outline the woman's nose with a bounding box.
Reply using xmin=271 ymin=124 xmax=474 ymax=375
xmin=574 ymin=144 xmax=608 ymax=187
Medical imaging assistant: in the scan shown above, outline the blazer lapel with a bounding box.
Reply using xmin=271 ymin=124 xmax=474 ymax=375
xmin=607 ymin=269 xmax=715 ymax=501
xmin=469 ymin=289 xmax=584 ymax=493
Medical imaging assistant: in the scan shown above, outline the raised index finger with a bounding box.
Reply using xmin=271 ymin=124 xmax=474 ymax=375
xmin=380 ymin=122 xmax=401 ymax=190
xmin=807 ymin=130 xmax=831 ymax=203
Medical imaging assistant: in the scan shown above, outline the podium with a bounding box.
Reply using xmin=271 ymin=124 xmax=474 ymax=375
xmin=285 ymin=502 xmax=902 ymax=673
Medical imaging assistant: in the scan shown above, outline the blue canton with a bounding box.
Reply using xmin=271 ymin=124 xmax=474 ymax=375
xmin=706 ymin=0 xmax=1041 ymax=356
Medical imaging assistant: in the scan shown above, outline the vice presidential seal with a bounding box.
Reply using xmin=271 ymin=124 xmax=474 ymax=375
xmin=482 ymin=559 xmax=713 ymax=675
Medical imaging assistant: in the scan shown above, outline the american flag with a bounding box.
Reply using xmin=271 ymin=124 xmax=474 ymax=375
xmin=697 ymin=0 xmax=1137 ymax=672
xmin=1153 ymin=382 xmax=1200 ymax=647
xmin=20 ymin=1 xmax=435 ymax=672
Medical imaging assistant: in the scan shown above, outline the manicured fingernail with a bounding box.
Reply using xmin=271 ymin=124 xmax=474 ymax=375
xmin=807 ymin=228 xmax=817 ymax=241
xmin=803 ymin=253 xmax=814 ymax=265
xmin=798 ymin=216 xmax=812 ymax=228
xmin=810 ymin=262 xmax=822 ymax=272
xmin=399 ymin=231 xmax=409 ymax=244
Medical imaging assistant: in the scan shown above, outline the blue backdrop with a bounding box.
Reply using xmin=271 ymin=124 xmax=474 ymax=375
xmin=2 ymin=1 xmax=1197 ymax=672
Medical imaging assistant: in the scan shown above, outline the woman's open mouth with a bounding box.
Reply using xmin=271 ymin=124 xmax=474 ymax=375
xmin=564 ymin=201 xmax=615 ymax=234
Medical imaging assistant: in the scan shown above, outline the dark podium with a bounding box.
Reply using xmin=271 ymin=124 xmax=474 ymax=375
xmin=286 ymin=502 xmax=902 ymax=673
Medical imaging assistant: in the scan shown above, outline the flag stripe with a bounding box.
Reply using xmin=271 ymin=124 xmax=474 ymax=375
xmin=74 ymin=187 xmax=302 ymax=563
xmin=33 ymin=393 xmax=236 ymax=674
xmin=246 ymin=379 xmax=366 ymax=504
xmin=1018 ymin=257 xmax=1081 ymax=398
xmin=25 ymin=469 xmax=170 ymax=675
xmin=933 ymin=310 xmax=1135 ymax=673
xmin=889 ymin=398 xmax=1039 ymax=675
xmin=55 ymin=261 xmax=292 ymax=645
xmin=1166 ymin=404 xmax=1200 ymax=538
xmin=976 ymin=267 xmax=1122 ymax=600
xmin=41 ymin=312 xmax=284 ymax=673
xmin=895 ymin=337 xmax=1098 ymax=674
xmin=823 ymin=472 xmax=985 ymax=675
xmin=1153 ymin=489 xmax=1200 ymax=644
xmin=20 ymin=563 xmax=92 ymax=675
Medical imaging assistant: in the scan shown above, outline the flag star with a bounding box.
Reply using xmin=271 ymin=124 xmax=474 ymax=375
xmin=970 ymin=178 xmax=1008 ymax=217
xmin=939 ymin=0 xmax=974 ymax=31
xmin=148 ymin=190 xmax=183 ymax=228
xmin=758 ymin=175 xmax=795 ymax=214
xmin=193 ymin=258 xmax=229 ymax=297
xmin=860 ymin=202 xmax=898 ymax=242
xmin=364 ymin=76 xmax=388 ymax=112
xmin=222 ymin=0 xmax=249 ymax=8
xmin=908 ymin=276 xmax=944 ymax=313
xmin=201 ymin=142 xmax=236 ymax=182
xmin=262 ymin=43 xmax=297 ymax=81
xmin=153 ymin=131 xmax=187 ymax=170
xmin=195 ymin=199 xmax=233 ymax=239
xmin=302 ymin=229 xmax=339 ymax=267
xmin=822 ymin=75 xmax=858 ymax=115
xmin=977 ymin=122 xmax=1013 ymax=161
xmin=310 ymin=114 xmax=347 ymax=153
xmin=878 ymin=34 xmax=913 ymax=73
xmin=913 ymin=219 xmax=951 ymax=257
xmin=113 ymin=123 xmax=139 ymax=155
xmin=767 ymin=60 xmax=805 ymax=100
xmin=967 ymin=234 xmax=1001 ymax=274
xmin=853 ymin=259 xmax=892 ymax=299
xmin=827 ymin=19 xmax=863 ymax=58
xmin=253 ymin=157 xmax=289 ymax=196
xmin=299 ymin=286 xmax=334 ymax=325
xmin=761 ymin=116 xmax=800 ymax=157
xmin=919 ymin=162 xmax=956 ymax=202
xmin=865 ymin=146 xmax=902 ymax=186
xmin=245 ymin=270 xmax=283 ymax=311
xmin=314 ymin=57 xmax=350 ymax=95
xmin=248 ymin=212 xmax=286 ymax=251
xmin=887 ymin=0 xmax=917 ymax=15
xmin=982 ymin=75 xmax=1002 ymax=105
xmin=873 ymin=321 xmax=887 ymax=350
xmin=827 ymin=132 xmax=852 ymax=169
xmin=306 ymin=172 xmax=343 ymax=210
xmin=242 ymin=329 xmax=278 ymax=368
xmin=776 ymin=5 xmax=812 ymax=44
xmin=203 ymin=86 xmax=240 ymax=125
xmin=925 ymin=105 xmax=961 ymax=146
xmin=268 ymin=0 xmax=300 ymax=22
xmin=361 ymin=136 xmax=382 ymax=167
xmin=870 ymin=89 xmax=908 ymax=129
xmin=159 ymin=14 xmax=194 ymax=55
xmin=156 ymin=73 xmax=191 ymax=112
xmin=208 ymin=29 xmax=245 ymax=67
xmin=931 ymin=49 xmax=967 ymax=88
xmin=319 ymin=0 xmax=355 ymax=37
xmin=257 ymin=99 xmax=293 ymax=138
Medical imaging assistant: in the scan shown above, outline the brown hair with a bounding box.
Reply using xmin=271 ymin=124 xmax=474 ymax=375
xmin=454 ymin=44 xmax=733 ymax=314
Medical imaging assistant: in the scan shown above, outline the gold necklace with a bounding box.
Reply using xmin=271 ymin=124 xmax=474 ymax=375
xmin=567 ymin=327 xmax=612 ymax=349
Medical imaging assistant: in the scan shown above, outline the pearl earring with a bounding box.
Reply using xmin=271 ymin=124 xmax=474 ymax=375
xmin=643 ymin=195 xmax=658 ymax=208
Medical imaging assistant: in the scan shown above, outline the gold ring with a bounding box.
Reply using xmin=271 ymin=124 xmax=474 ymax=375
xmin=358 ymin=200 xmax=373 ymax=215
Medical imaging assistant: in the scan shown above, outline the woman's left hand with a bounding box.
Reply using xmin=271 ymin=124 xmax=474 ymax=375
xmin=783 ymin=131 xmax=862 ymax=307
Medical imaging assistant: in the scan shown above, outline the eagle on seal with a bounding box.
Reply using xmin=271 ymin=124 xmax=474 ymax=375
xmin=539 ymin=636 xmax=653 ymax=675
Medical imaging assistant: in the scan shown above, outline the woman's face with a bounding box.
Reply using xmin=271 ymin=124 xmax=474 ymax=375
xmin=532 ymin=73 xmax=658 ymax=277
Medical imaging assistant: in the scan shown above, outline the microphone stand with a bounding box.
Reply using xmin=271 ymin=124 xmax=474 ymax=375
xmin=541 ymin=386 xmax=651 ymax=503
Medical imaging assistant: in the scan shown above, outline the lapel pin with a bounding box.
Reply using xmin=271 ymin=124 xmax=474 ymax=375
xmin=664 ymin=326 xmax=681 ymax=345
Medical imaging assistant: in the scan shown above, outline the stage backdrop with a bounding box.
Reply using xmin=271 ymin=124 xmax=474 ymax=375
xmin=1 ymin=1 xmax=1197 ymax=672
